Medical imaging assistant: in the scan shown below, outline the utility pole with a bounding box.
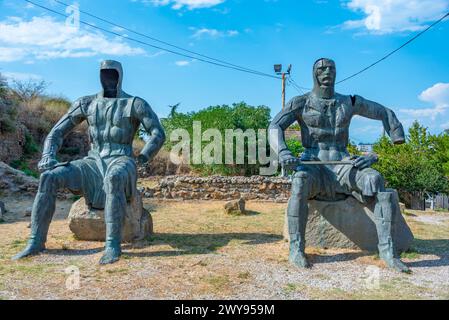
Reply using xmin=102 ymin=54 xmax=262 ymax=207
xmin=274 ymin=64 xmax=292 ymax=110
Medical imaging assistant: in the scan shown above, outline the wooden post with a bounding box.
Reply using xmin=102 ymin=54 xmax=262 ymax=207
xmin=282 ymin=73 xmax=286 ymax=111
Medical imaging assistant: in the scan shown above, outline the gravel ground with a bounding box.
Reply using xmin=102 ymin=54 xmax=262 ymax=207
xmin=0 ymin=197 xmax=448 ymax=300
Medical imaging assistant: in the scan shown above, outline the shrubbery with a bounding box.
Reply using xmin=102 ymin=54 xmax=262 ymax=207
xmin=373 ymin=121 xmax=449 ymax=197
xmin=162 ymin=102 xmax=271 ymax=176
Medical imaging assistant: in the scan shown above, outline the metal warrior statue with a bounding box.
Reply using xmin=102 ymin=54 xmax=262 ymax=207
xmin=13 ymin=60 xmax=166 ymax=264
xmin=270 ymin=58 xmax=410 ymax=273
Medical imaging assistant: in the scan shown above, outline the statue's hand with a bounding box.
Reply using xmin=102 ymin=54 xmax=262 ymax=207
xmin=137 ymin=154 xmax=149 ymax=165
xmin=280 ymin=154 xmax=301 ymax=171
xmin=38 ymin=155 xmax=58 ymax=173
xmin=351 ymin=154 xmax=378 ymax=170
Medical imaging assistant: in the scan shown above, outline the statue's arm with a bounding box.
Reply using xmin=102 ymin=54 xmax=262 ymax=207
xmin=352 ymin=95 xmax=405 ymax=144
xmin=133 ymin=98 xmax=166 ymax=164
xmin=269 ymin=96 xmax=305 ymax=161
xmin=39 ymin=97 xmax=89 ymax=171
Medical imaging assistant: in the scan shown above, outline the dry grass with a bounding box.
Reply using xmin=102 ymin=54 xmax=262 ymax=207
xmin=0 ymin=198 xmax=448 ymax=300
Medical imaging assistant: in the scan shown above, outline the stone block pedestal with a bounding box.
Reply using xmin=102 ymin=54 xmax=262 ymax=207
xmin=283 ymin=195 xmax=414 ymax=252
xmin=68 ymin=193 xmax=153 ymax=242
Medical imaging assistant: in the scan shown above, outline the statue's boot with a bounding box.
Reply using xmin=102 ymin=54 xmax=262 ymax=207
xmin=99 ymin=222 xmax=122 ymax=265
xmin=99 ymin=185 xmax=125 ymax=265
xmin=13 ymin=191 xmax=55 ymax=260
xmin=374 ymin=191 xmax=411 ymax=273
xmin=289 ymin=234 xmax=310 ymax=269
xmin=288 ymin=172 xmax=311 ymax=268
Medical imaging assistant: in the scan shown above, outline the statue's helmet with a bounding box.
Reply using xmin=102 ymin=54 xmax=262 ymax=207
xmin=100 ymin=60 xmax=123 ymax=97
xmin=313 ymin=58 xmax=336 ymax=89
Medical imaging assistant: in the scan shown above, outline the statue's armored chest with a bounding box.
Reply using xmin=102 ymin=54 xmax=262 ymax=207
xmin=86 ymin=98 xmax=135 ymax=128
xmin=302 ymin=96 xmax=353 ymax=129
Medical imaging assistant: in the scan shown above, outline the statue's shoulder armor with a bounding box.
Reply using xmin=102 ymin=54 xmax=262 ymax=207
xmin=72 ymin=95 xmax=96 ymax=115
xmin=132 ymin=96 xmax=153 ymax=116
xmin=287 ymin=94 xmax=308 ymax=112
xmin=348 ymin=94 xmax=364 ymax=107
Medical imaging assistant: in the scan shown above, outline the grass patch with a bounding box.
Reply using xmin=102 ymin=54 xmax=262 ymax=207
xmin=0 ymin=263 xmax=56 ymax=276
xmin=237 ymin=271 xmax=250 ymax=280
xmin=9 ymin=239 xmax=27 ymax=249
xmin=283 ymin=283 xmax=297 ymax=293
xmin=401 ymin=249 xmax=421 ymax=260
xmin=105 ymin=268 xmax=129 ymax=274
xmin=202 ymin=275 xmax=230 ymax=291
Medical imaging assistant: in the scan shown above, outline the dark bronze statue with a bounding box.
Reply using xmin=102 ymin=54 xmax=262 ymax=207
xmin=270 ymin=58 xmax=410 ymax=273
xmin=13 ymin=60 xmax=166 ymax=264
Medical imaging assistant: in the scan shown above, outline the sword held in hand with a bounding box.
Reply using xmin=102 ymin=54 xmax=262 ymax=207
xmin=281 ymin=157 xmax=354 ymax=177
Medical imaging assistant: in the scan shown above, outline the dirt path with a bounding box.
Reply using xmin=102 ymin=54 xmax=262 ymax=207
xmin=0 ymin=197 xmax=448 ymax=300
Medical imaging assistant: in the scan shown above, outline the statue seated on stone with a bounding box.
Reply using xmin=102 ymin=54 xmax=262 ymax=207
xmin=269 ymin=58 xmax=412 ymax=273
xmin=13 ymin=60 xmax=166 ymax=264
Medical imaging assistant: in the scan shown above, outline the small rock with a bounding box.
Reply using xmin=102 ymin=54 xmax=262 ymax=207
xmin=224 ymin=198 xmax=246 ymax=215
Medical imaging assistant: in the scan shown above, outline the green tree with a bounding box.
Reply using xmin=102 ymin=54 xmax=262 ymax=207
xmin=373 ymin=121 xmax=449 ymax=196
xmin=162 ymin=102 xmax=271 ymax=176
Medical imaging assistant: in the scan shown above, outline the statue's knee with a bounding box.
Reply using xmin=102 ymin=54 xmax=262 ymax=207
xmin=104 ymin=172 xmax=126 ymax=194
xmin=362 ymin=170 xmax=385 ymax=196
xmin=291 ymin=171 xmax=311 ymax=197
xmin=39 ymin=170 xmax=59 ymax=193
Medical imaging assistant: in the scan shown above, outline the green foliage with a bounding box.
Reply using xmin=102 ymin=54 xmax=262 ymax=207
xmin=432 ymin=131 xmax=449 ymax=177
xmin=373 ymin=121 xmax=449 ymax=195
xmin=286 ymin=138 xmax=304 ymax=157
xmin=9 ymin=132 xmax=40 ymax=178
xmin=23 ymin=132 xmax=39 ymax=156
xmin=10 ymin=159 xmax=39 ymax=178
xmin=162 ymin=102 xmax=271 ymax=176
xmin=347 ymin=141 xmax=361 ymax=156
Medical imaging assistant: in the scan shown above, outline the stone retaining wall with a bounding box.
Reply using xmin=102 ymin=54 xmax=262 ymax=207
xmin=141 ymin=176 xmax=291 ymax=202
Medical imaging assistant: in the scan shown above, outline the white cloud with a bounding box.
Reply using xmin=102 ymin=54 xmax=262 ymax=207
xmin=141 ymin=0 xmax=225 ymax=10
xmin=190 ymin=27 xmax=239 ymax=39
xmin=342 ymin=0 xmax=449 ymax=34
xmin=400 ymin=83 xmax=449 ymax=120
xmin=2 ymin=72 xmax=42 ymax=82
xmin=175 ymin=60 xmax=190 ymax=66
xmin=0 ymin=16 xmax=145 ymax=62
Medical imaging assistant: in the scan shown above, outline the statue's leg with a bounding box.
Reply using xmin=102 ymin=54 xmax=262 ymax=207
xmin=13 ymin=165 xmax=82 ymax=260
xmin=374 ymin=190 xmax=410 ymax=273
xmin=353 ymin=169 xmax=410 ymax=273
xmin=99 ymin=163 xmax=130 ymax=265
xmin=288 ymin=170 xmax=315 ymax=268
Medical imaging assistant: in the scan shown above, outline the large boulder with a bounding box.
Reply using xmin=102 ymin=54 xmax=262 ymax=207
xmin=283 ymin=193 xmax=414 ymax=252
xmin=68 ymin=193 xmax=153 ymax=242
xmin=0 ymin=161 xmax=38 ymax=195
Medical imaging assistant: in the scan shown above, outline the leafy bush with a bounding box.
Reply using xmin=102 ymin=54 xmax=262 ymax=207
xmin=23 ymin=132 xmax=40 ymax=157
xmin=373 ymin=121 xmax=449 ymax=195
xmin=162 ymin=102 xmax=271 ymax=176
xmin=286 ymin=138 xmax=304 ymax=157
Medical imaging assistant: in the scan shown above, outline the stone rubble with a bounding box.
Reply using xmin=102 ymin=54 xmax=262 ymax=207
xmin=142 ymin=175 xmax=291 ymax=202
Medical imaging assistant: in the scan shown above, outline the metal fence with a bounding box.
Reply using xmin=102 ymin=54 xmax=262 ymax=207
xmin=435 ymin=194 xmax=449 ymax=211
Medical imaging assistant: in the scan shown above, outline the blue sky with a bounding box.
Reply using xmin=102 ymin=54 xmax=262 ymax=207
xmin=0 ymin=0 xmax=448 ymax=143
